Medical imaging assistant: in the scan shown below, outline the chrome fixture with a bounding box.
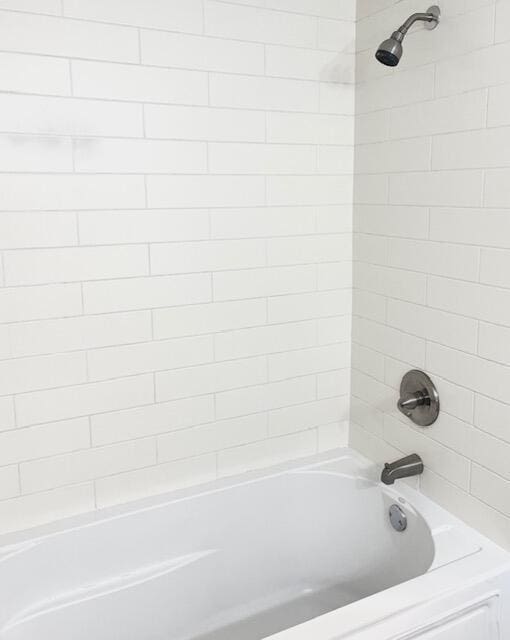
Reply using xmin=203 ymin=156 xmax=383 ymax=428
xmin=398 ymin=370 xmax=440 ymax=427
xmin=381 ymin=454 xmax=424 ymax=485
xmin=375 ymin=5 xmax=440 ymax=67
xmin=389 ymin=504 xmax=408 ymax=532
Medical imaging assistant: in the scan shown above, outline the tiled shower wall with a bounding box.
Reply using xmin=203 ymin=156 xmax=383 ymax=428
xmin=0 ymin=1 xmax=355 ymax=533
xmin=352 ymin=0 xmax=510 ymax=548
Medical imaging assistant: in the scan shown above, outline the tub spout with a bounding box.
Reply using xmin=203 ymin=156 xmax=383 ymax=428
xmin=381 ymin=454 xmax=424 ymax=485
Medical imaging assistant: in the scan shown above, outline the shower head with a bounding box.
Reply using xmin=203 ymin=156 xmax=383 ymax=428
xmin=375 ymin=5 xmax=440 ymax=67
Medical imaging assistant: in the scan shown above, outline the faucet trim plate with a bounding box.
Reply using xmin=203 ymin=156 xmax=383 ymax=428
xmin=398 ymin=369 xmax=440 ymax=427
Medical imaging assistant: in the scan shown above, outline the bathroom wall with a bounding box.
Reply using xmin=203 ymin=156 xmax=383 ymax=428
xmin=352 ymin=0 xmax=510 ymax=548
xmin=0 ymin=1 xmax=355 ymax=533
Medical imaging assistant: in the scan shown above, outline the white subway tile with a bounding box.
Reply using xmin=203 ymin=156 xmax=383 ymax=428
xmin=480 ymin=248 xmax=510 ymax=288
xmin=74 ymin=138 xmax=207 ymax=174
xmin=0 ymin=11 xmax=139 ymax=62
xmin=4 ymin=245 xmax=148 ymax=286
xmin=266 ymin=45 xmax=344 ymax=82
xmin=317 ymin=369 xmax=350 ymax=399
xmin=217 ymin=430 xmax=317 ymax=476
xmin=267 ymin=112 xmax=353 ymax=145
xmin=0 ymin=483 xmax=95 ymax=535
xmin=79 ymin=210 xmax=209 ymax=245
xmin=435 ymin=41 xmax=510 ymax=97
xmin=317 ymin=315 xmax=352 ymax=345
xmin=0 ymin=134 xmax=72 ymax=173
xmin=389 ymin=90 xmax=487 ymax=139
xmin=485 ymin=170 xmax=510 ymax=208
xmin=389 ymin=171 xmax=484 ymax=207
xmin=488 ymin=83 xmax=510 ymax=127
xmin=353 ymin=289 xmax=386 ymax=324
xmin=317 ymin=146 xmax=353 ymax=174
xmin=433 ymin=127 xmax=510 ymax=170
xmin=474 ymin=394 xmax=510 ymax=444
xmin=430 ymin=208 xmax=510 ymax=248
xmin=151 ymin=240 xmax=266 ymax=274
xmin=469 ymin=429 xmax=510 ymax=481
xmin=352 ymin=343 xmax=384 ymax=381
xmin=317 ymin=262 xmax=352 ymax=290
xmin=63 ymin=0 xmax=204 ymax=33
xmin=216 ymin=376 xmax=316 ymax=419
xmin=269 ymin=344 xmax=350 ymax=381
xmin=147 ymin=175 xmax=265 ymax=208
xmin=0 ymin=284 xmax=82 ymax=323
xmin=0 ymin=418 xmax=89 ymax=466
xmin=427 ymin=342 xmax=510 ymax=405
xmin=353 ymin=317 xmax=426 ymax=368
xmin=267 ymin=234 xmax=351 ymax=266
xmin=95 ymin=454 xmax=217 ymax=508
xmin=156 ymin=356 xmax=267 ymax=403
xmin=209 ymin=142 xmax=316 ymax=174
xmin=15 ymin=374 xmax=154 ymax=427
xmin=267 ymin=0 xmax=355 ymax=20
xmin=0 ymin=93 xmax=144 ymax=138
xmin=387 ymin=299 xmax=478 ymax=353
xmin=354 ymin=205 xmax=429 ymax=239
xmin=21 ymin=439 xmax=156 ymax=493
xmin=353 ymin=174 xmax=388 ymax=204
xmin=213 ymin=265 xmax=316 ymax=301
xmin=10 ymin=311 xmax=151 ymax=357
xmin=268 ymin=175 xmax=353 ymax=206
xmin=72 ymin=60 xmax=208 ymax=105
xmin=387 ymin=238 xmax=479 ymax=281
xmin=141 ymin=29 xmax=264 ymax=74
xmin=318 ymin=18 xmax=355 ymax=52
xmin=216 ymin=321 xmax=316 ymax=361
xmin=0 ymin=175 xmax=145 ymax=211
xmin=268 ymin=290 xmax=352 ymax=323
xmin=145 ymin=104 xmax=265 ymax=143
xmin=478 ymin=322 xmax=510 ymax=366
xmin=355 ymin=263 xmax=427 ymax=304
xmin=356 ymin=138 xmax=431 ymax=174
xmin=0 ymin=212 xmax=77 ymax=249
xmin=0 ymin=52 xmax=70 ymax=95
xmin=210 ymin=73 xmax=318 ymax=112
xmin=0 ymin=0 xmax=61 ymax=14
xmin=153 ymin=299 xmax=267 ymax=339
xmin=158 ymin=414 xmax=267 ymax=461
xmin=269 ymin=396 xmax=349 ymax=436
xmin=210 ymin=206 xmax=316 ymax=239
xmin=428 ymin=276 xmax=510 ymax=326
xmin=0 ymin=352 xmax=87 ymax=396
xmin=0 ymin=466 xmax=19 ymax=501
xmin=91 ymin=396 xmax=214 ymax=446
xmin=204 ymin=1 xmax=317 ymax=47
xmin=83 ymin=274 xmax=211 ymax=314
xmin=88 ymin=335 xmax=214 ymax=381
xmin=471 ymin=464 xmax=510 ymax=517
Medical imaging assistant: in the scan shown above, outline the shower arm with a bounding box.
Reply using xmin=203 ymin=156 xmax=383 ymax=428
xmin=396 ymin=11 xmax=439 ymax=37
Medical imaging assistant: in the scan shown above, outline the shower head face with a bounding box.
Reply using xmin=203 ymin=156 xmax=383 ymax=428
xmin=374 ymin=6 xmax=440 ymax=66
xmin=375 ymin=35 xmax=403 ymax=67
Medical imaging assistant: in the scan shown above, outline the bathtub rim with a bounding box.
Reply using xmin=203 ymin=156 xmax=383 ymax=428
xmin=0 ymin=447 xmax=506 ymax=557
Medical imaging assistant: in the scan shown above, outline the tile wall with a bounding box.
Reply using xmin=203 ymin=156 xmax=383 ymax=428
xmin=352 ymin=0 xmax=510 ymax=549
xmin=0 ymin=0 xmax=355 ymax=533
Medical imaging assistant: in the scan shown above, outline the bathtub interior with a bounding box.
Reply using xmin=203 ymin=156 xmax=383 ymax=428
xmin=0 ymin=461 xmax=435 ymax=640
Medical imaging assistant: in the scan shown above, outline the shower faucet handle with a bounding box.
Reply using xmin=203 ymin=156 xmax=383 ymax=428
xmin=397 ymin=370 xmax=440 ymax=427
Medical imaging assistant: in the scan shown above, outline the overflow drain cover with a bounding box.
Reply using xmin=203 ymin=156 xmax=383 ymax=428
xmin=389 ymin=504 xmax=407 ymax=532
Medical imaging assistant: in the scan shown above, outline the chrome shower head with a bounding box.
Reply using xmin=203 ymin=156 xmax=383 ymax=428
xmin=375 ymin=5 xmax=440 ymax=67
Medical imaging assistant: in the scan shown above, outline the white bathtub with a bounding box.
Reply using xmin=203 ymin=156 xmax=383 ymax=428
xmin=0 ymin=448 xmax=509 ymax=640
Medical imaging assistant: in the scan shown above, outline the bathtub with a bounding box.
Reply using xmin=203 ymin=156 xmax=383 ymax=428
xmin=0 ymin=449 xmax=509 ymax=640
